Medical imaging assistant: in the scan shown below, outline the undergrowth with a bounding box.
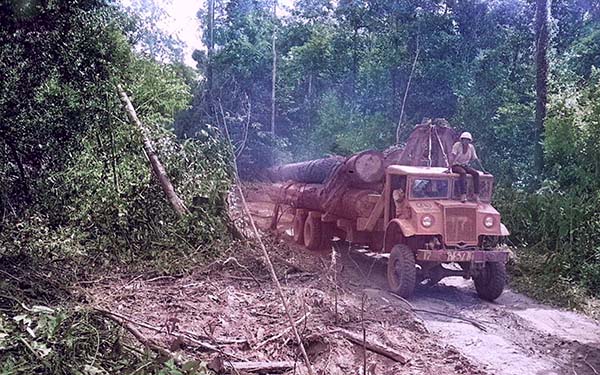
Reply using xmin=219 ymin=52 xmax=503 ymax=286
xmin=0 ymin=255 xmax=216 ymax=375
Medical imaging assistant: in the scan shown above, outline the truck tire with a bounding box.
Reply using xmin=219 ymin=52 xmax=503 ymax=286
xmin=303 ymin=215 xmax=322 ymax=251
xmin=387 ymin=244 xmax=416 ymax=298
xmin=474 ymin=262 xmax=506 ymax=301
xmin=293 ymin=210 xmax=306 ymax=245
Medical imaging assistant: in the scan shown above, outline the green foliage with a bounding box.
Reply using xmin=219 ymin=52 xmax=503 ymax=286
xmin=0 ymin=0 xmax=231 ymax=372
xmin=496 ymin=68 xmax=600 ymax=299
xmin=0 ymin=1 xmax=232 ymax=269
xmin=0 ymin=259 xmax=211 ymax=375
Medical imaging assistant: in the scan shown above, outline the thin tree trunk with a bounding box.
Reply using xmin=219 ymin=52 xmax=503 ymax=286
xmin=535 ymin=0 xmax=550 ymax=176
xmin=117 ymin=85 xmax=189 ymax=217
xmin=5 ymin=138 xmax=28 ymax=196
xmin=396 ymin=35 xmax=420 ymax=144
xmin=207 ymin=0 xmax=215 ymax=109
xmin=271 ymin=0 xmax=277 ymax=134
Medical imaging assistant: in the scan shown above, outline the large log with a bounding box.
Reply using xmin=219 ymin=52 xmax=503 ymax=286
xmin=269 ymin=183 xmax=378 ymax=219
xmin=266 ymin=156 xmax=343 ymax=183
xmin=266 ymin=150 xmax=384 ymax=185
xmin=344 ymin=150 xmax=385 ymax=184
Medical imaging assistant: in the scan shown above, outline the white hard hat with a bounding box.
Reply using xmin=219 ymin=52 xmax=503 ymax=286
xmin=460 ymin=132 xmax=473 ymax=141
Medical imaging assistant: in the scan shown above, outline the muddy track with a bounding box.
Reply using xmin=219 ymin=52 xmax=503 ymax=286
xmin=336 ymin=238 xmax=600 ymax=375
xmin=244 ymin=187 xmax=600 ymax=375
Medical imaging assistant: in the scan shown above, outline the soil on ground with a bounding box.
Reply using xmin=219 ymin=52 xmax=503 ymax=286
xmin=82 ymin=184 xmax=600 ymax=375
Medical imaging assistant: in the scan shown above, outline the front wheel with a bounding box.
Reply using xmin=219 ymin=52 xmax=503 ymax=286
xmin=387 ymin=244 xmax=416 ymax=298
xmin=474 ymin=262 xmax=507 ymax=301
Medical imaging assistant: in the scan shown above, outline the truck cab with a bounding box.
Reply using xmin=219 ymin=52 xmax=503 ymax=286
xmin=382 ymin=166 xmax=510 ymax=300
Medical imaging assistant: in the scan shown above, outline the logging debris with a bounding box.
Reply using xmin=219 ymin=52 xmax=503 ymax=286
xmin=84 ymin=220 xmax=486 ymax=375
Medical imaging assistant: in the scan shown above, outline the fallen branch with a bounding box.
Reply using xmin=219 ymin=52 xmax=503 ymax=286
xmin=584 ymin=354 xmax=598 ymax=375
xmin=230 ymin=361 xmax=294 ymax=373
xmin=210 ymin=358 xmax=294 ymax=374
xmin=335 ymin=328 xmax=408 ymax=364
xmin=223 ymin=257 xmax=262 ymax=287
xmin=255 ymin=312 xmax=311 ymax=349
xmin=100 ymin=310 xmax=177 ymax=362
xmin=95 ymin=308 xmax=243 ymax=359
xmin=117 ymin=84 xmax=189 ymax=216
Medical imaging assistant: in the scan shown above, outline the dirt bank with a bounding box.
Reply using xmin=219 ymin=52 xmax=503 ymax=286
xmin=83 ymin=238 xmax=484 ymax=374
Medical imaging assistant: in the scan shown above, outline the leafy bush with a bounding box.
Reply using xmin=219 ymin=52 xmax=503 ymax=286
xmin=0 ymin=1 xmax=233 ymax=270
xmin=0 ymin=258 xmax=211 ymax=374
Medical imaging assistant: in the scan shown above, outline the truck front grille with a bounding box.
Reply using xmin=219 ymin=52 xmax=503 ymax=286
xmin=444 ymin=207 xmax=477 ymax=244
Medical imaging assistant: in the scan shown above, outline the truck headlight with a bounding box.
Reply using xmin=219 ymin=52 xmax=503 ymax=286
xmin=484 ymin=216 xmax=494 ymax=228
xmin=421 ymin=215 xmax=433 ymax=228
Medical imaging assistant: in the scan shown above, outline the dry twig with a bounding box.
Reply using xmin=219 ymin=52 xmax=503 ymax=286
xmin=334 ymin=328 xmax=408 ymax=364
xmin=255 ymin=312 xmax=311 ymax=349
xmin=220 ymin=106 xmax=316 ymax=375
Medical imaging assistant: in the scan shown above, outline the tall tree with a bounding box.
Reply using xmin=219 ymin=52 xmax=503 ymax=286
xmin=535 ymin=0 xmax=551 ymax=176
xmin=271 ymin=0 xmax=277 ymax=134
xmin=207 ymin=0 xmax=215 ymax=107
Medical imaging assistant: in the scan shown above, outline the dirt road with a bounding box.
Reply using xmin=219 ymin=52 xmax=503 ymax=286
xmin=244 ymin=187 xmax=600 ymax=375
xmin=338 ymin=243 xmax=600 ymax=375
xmin=87 ymin=190 xmax=599 ymax=375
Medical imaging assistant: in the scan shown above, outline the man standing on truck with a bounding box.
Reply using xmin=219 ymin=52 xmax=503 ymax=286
xmin=447 ymin=132 xmax=486 ymax=203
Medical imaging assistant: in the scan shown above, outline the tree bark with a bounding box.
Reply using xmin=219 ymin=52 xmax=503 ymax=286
xmin=207 ymin=0 xmax=215 ymax=109
xmin=267 ymin=156 xmax=344 ymax=183
xmin=117 ymin=85 xmax=189 ymax=216
xmin=269 ymin=182 xmax=378 ymax=220
xmin=535 ymin=0 xmax=550 ymax=176
xmin=271 ymin=0 xmax=277 ymax=134
xmin=267 ymin=151 xmax=384 ymax=185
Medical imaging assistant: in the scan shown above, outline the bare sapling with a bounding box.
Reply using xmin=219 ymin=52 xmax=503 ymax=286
xmin=219 ymin=106 xmax=315 ymax=375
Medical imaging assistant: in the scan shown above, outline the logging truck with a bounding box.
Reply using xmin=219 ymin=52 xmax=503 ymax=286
xmin=287 ymin=164 xmax=510 ymax=301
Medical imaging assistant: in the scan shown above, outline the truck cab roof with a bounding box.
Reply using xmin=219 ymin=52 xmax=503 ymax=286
xmin=386 ymin=165 xmax=491 ymax=178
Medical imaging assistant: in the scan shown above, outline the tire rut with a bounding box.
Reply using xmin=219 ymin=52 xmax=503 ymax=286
xmin=339 ymin=245 xmax=600 ymax=375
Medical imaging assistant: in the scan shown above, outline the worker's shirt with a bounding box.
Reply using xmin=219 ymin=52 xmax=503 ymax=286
xmin=451 ymin=142 xmax=478 ymax=165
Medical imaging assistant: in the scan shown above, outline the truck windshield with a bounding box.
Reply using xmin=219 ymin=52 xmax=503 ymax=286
xmin=410 ymin=178 xmax=449 ymax=199
xmin=451 ymin=178 xmax=493 ymax=202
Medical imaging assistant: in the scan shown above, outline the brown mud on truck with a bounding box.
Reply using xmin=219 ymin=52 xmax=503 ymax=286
xmin=264 ymin=119 xmax=511 ymax=301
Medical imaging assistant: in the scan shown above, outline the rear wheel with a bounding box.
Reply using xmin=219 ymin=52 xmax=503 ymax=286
xmin=303 ymin=214 xmax=323 ymax=251
xmin=293 ymin=210 xmax=306 ymax=245
xmin=474 ymin=262 xmax=506 ymax=301
xmin=387 ymin=244 xmax=416 ymax=298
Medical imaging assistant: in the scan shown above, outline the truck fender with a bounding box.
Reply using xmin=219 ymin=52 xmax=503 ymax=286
xmin=500 ymin=223 xmax=510 ymax=236
xmin=383 ymin=219 xmax=416 ymax=252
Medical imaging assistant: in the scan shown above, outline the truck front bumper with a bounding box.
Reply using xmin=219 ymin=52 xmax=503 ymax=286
xmin=416 ymin=249 xmax=509 ymax=263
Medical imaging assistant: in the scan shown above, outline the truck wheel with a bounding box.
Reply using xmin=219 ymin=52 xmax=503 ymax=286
xmin=474 ymin=262 xmax=506 ymax=301
xmin=303 ymin=215 xmax=322 ymax=251
xmin=293 ymin=211 xmax=306 ymax=245
xmin=387 ymin=244 xmax=416 ymax=298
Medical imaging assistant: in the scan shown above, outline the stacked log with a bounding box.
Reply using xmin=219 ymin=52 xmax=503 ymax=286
xmin=264 ymin=118 xmax=458 ymax=221
xmin=267 ymin=183 xmax=378 ymax=220
xmin=266 ymin=156 xmax=344 ymax=183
